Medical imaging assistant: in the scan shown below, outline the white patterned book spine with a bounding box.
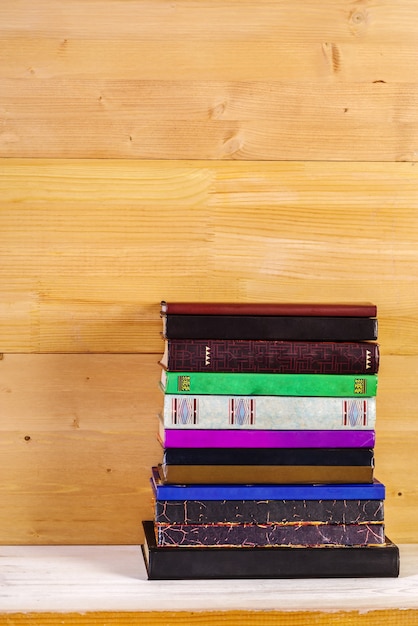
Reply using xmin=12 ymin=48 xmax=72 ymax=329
xmin=162 ymin=395 xmax=376 ymax=430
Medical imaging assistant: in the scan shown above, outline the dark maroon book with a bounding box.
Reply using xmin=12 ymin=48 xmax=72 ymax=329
xmin=161 ymin=301 xmax=377 ymax=317
xmin=160 ymin=339 xmax=379 ymax=374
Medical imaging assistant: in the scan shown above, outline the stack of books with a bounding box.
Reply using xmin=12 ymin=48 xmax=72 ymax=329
xmin=141 ymin=301 xmax=400 ymax=579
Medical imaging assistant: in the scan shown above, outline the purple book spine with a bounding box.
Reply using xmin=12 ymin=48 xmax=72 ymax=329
xmin=162 ymin=429 xmax=375 ymax=448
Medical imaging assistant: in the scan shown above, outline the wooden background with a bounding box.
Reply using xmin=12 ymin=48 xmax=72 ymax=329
xmin=1 ymin=0 xmax=417 ymax=545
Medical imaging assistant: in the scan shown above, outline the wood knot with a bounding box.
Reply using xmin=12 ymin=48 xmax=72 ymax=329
xmin=211 ymin=101 xmax=227 ymax=119
xmin=351 ymin=11 xmax=365 ymax=24
xmin=223 ymin=134 xmax=243 ymax=157
xmin=349 ymin=8 xmax=369 ymax=35
xmin=322 ymin=42 xmax=341 ymax=73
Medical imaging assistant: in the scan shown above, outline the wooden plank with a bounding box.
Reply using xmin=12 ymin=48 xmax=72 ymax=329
xmin=2 ymin=0 xmax=418 ymax=43
xmin=0 ymin=353 xmax=416 ymax=544
xmin=1 ymin=84 xmax=416 ymax=160
xmin=3 ymin=80 xmax=417 ymax=123
xmin=1 ymin=40 xmax=417 ymax=82
xmin=1 ymin=159 xmax=418 ymax=353
xmin=1 ymin=611 xmax=418 ymax=626
xmin=1 ymin=2 xmax=417 ymax=159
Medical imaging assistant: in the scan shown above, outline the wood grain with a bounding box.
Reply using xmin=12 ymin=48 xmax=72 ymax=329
xmin=2 ymin=0 xmax=418 ymax=42
xmin=1 ymin=86 xmax=416 ymax=160
xmin=1 ymin=159 xmax=418 ymax=354
xmin=0 ymin=1 xmax=417 ymax=159
xmin=1 ymin=40 xmax=417 ymax=82
xmin=0 ymin=354 xmax=160 ymax=544
xmin=1 ymin=610 xmax=418 ymax=626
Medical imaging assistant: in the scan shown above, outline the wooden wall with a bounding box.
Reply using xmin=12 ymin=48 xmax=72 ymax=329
xmin=0 ymin=0 xmax=417 ymax=545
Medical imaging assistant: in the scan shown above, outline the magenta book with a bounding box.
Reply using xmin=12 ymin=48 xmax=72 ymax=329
xmin=159 ymin=427 xmax=376 ymax=449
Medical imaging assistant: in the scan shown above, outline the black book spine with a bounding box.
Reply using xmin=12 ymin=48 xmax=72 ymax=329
xmin=162 ymin=447 xmax=374 ymax=467
xmin=164 ymin=316 xmax=378 ymax=341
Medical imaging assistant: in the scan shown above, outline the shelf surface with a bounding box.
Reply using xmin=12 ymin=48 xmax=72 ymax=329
xmin=0 ymin=543 xmax=418 ymax=614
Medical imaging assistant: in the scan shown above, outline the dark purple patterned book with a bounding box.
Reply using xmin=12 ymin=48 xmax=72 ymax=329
xmin=156 ymin=522 xmax=385 ymax=547
xmin=160 ymin=339 xmax=379 ymax=374
xmin=154 ymin=498 xmax=385 ymax=525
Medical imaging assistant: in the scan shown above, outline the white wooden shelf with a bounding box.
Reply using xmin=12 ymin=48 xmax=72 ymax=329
xmin=1 ymin=544 xmax=417 ymax=614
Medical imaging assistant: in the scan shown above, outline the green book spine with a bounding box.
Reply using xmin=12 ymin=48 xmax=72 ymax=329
xmin=160 ymin=371 xmax=377 ymax=397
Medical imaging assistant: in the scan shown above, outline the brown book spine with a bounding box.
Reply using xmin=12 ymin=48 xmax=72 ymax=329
xmin=159 ymin=464 xmax=374 ymax=485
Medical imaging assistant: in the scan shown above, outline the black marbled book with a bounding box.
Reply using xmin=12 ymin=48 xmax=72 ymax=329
xmin=155 ymin=498 xmax=384 ymax=524
xmin=156 ymin=521 xmax=385 ymax=547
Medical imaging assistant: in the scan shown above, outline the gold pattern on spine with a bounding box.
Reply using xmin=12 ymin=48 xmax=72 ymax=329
xmin=177 ymin=375 xmax=191 ymax=392
xmin=354 ymin=378 xmax=366 ymax=394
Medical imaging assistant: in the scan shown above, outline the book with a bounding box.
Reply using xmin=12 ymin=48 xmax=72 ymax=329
xmin=151 ymin=468 xmax=386 ymax=500
xmin=161 ymin=371 xmax=378 ymax=397
xmin=162 ymin=447 xmax=375 ymax=466
xmin=155 ymin=521 xmax=385 ymax=547
xmin=159 ymin=425 xmax=376 ymax=448
xmin=161 ymin=301 xmax=378 ymax=317
xmin=162 ymin=395 xmax=376 ymax=430
xmin=160 ymin=339 xmax=380 ymax=374
xmin=154 ymin=498 xmax=385 ymax=525
xmin=162 ymin=315 xmax=378 ymax=341
xmin=142 ymin=521 xmax=400 ymax=579
xmin=160 ymin=448 xmax=375 ymax=483
xmin=158 ymin=463 xmax=374 ymax=485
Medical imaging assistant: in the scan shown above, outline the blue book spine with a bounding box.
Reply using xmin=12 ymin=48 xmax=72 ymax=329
xmin=151 ymin=469 xmax=385 ymax=501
